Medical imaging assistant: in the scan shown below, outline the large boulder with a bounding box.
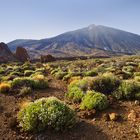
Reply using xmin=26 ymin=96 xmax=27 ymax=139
xmin=0 ymin=42 xmax=16 ymax=63
xmin=15 ymin=47 xmax=30 ymax=62
xmin=41 ymin=55 xmax=56 ymax=62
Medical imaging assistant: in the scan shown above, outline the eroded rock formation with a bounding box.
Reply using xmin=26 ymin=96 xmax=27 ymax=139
xmin=15 ymin=46 xmax=30 ymax=62
xmin=41 ymin=55 xmax=56 ymax=63
xmin=0 ymin=42 xmax=16 ymax=63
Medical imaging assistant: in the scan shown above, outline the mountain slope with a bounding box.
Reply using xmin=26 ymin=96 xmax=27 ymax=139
xmin=8 ymin=25 xmax=140 ymax=58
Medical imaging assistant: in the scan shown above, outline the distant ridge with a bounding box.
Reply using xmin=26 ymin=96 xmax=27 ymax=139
xmin=8 ymin=24 xmax=140 ymax=58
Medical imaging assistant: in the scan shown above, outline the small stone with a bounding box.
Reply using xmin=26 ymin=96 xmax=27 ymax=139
xmin=128 ymin=110 xmax=137 ymax=121
xmin=109 ymin=113 xmax=119 ymax=121
xmin=91 ymin=118 xmax=96 ymax=123
xmin=134 ymin=100 xmax=140 ymax=106
xmin=102 ymin=113 xmax=109 ymax=121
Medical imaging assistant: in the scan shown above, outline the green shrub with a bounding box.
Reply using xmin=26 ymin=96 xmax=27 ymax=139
xmin=66 ymin=86 xmax=84 ymax=102
xmin=24 ymin=70 xmax=34 ymax=76
xmin=35 ymin=68 xmax=46 ymax=74
xmin=105 ymin=67 xmax=116 ymax=73
xmin=80 ymin=91 xmax=109 ymax=110
xmin=0 ymin=83 xmax=11 ymax=93
xmin=10 ymin=71 xmax=23 ymax=76
xmin=30 ymin=72 xmax=44 ymax=78
xmin=62 ymin=72 xmax=84 ymax=81
xmin=63 ymin=73 xmax=72 ymax=81
xmin=122 ymin=66 xmax=135 ymax=73
xmin=55 ymin=71 xmax=68 ymax=80
xmin=34 ymin=79 xmax=48 ymax=89
xmin=51 ymin=68 xmax=60 ymax=75
xmin=0 ymin=68 xmax=5 ymax=74
xmin=117 ymin=80 xmax=140 ymax=99
xmin=22 ymin=63 xmax=35 ymax=71
xmin=126 ymin=62 xmax=138 ymax=66
xmin=92 ymin=73 xmax=121 ymax=94
xmin=32 ymin=75 xmax=48 ymax=89
xmin=134 ymin=76 xmax=140 ymax=82
xmin=5 ymin=66 xmax=13 ymax=72
xmin=121 ymin=71 xmax=133 ymax=79
xmin=1 ymin=75 xmax=16 ymax=81
xmin=75 ymin=79 xmax=89 ymax=91
xmin=96 ymin=65 xmax=106 ymax=73
xmin=84 ymin=70 xmax=98 ymax=77
xmin=134 ymin=72 xmax=140 ymax=77
xmin=71 ymin=72 xmax=84 ymax=77
xmin=19 ymin=87 xmax=32 ymax=95
xmin=18 ymin=97 xmax=76 ymax=131
xmin=12 ymin=76 xmax=48 ymax=90
xmin=11 ymin=77 xmax=35 ymax=89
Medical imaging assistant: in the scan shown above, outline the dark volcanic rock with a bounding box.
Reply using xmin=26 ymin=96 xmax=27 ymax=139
xmin=15 ymin=46 xmax=30 ymax=62
xmin=0 ymin=42 xmax=16 ymax=63
xmin=41 ymin=54 xmax=56 ymax=62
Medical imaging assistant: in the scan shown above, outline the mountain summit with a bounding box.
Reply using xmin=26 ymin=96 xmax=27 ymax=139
xmin=8 ymin=25 xmax=140 ymax=58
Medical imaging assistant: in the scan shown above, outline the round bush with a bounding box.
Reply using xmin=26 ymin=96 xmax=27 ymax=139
xmin=117 ymin=80 xmax=140 ymax=99
xmin=92 ymin=73 xmax=121 ymax=94
xmin=11 ymin=77 xmax=36 ymax=88
xmin=80 ymin=91 xmax=109 ymax=110
xmin=66 ymin=86 xmax=84 ymax=103
xmin=32 ymin=75 xmax=48 ymax=89
xmin=62 ymin=73 xmax=72 ymax=81
xmin=0 ymin=83 xmax=11 ymax=93
xmin=11 ymin=76 xmax=48 ymax=90
xmin=10 ymin=71 xmax=23 ymax=76
xmin=84 ymin=70 xmax=98 ymax=77
xmin=122 ymin=66 xmax=135 ymax=73
xmin=19 ymin=87 xmax=32 ymax=95
xmin=121 ymin=71 xmax=133 ymax=79
xmin=18 ymin=97 xmax=76 ymax=131
xmin=24 ymin=70 xmax=34 ymax=76
xmin=35 ymin=68 xmax=46 ymax=74
xmin=0 ymin=68 xmax=5 ymax=74
xmin=2 ymin=75 xmax=16 ymax=81
xmin=66 ymin=77 xmax=96 ymax=102
xmin=55 ymin=71 xmax=68 ymax=80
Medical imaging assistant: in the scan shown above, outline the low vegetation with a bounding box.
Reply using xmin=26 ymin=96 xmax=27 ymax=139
xmin=0 ymin=83 xmax=11 ymax=93
xmin=18 ymin=97 xmax=76 ymax=131
xmin=0 ymin=56 xmax=140 ymax=139
xmin=80 ymin=91 xmax=109 ymax=110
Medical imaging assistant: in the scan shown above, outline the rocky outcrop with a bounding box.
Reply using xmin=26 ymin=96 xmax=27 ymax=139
xmin=0 ymin=42 xmax=17 ymax=63
xmin=15 ymin=47 xmax=30 ymax=62
xmin=41 ymin=55 xmax=56 ymax=63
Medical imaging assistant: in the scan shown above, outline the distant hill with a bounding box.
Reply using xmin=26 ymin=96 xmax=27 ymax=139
xmin=8 ymin=24 xmax=140 ymax=58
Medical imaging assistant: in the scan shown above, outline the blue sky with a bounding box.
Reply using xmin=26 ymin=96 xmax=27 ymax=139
xmin=0 ymin=0 xmax=140 ymax=43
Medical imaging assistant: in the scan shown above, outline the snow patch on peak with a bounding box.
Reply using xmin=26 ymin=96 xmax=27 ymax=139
xmin=104 ymin=47 xmax=108 ymax=50
xmin=88 ymin=24 xmax=96 ymax=30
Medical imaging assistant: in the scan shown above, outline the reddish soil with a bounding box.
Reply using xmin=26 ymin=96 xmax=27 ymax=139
xmin=0 ymin=76 xmax=140 ymax=140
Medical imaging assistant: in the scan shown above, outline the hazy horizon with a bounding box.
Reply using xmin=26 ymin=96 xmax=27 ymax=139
xmin=0 ymin=0 xmax=140 ymax=43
